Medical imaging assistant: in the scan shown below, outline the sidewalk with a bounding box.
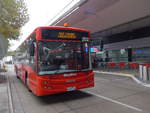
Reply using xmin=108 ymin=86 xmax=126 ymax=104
xmin=94 ymin=67 xmax=139 ymax=75
xmin=0 ymin=72 xmax=9 ymax=113
xmin=94 ymin=67 xmax=150 ymax=87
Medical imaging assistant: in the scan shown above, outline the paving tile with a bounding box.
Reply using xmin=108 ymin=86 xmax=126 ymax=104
xmin=75 ymin=101 xmax=141 ymax=113
xmin=118 ymin=92 xmax=150 ymax=113
xmin=0 ymin=83 xmax=9 ymax=113
xmin=6 ymin=65 xmax=150 ymax=113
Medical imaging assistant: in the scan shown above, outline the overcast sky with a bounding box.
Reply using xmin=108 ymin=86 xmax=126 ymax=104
xmin=10 ymin=0 xmax=79 ymax=51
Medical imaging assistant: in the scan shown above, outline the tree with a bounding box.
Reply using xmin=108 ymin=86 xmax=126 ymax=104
xmin=0 ymin=0 xmax=29 ymax=39
xmin=0 ymin=35 xmax=8 ymax=59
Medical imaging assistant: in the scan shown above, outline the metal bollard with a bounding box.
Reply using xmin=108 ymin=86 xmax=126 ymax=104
xmin=143 ymin=66 xmax=148 ymax=81
xmin=139 ymin=65 xmax=143 ymax=79
xmin=148 ymin=67 xmax=150 ymax=81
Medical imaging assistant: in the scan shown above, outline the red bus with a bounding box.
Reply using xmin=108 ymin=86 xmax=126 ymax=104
xmin=14 ymin=26 xmax=94 ymax=96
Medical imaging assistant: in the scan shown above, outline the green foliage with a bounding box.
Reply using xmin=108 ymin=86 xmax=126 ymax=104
xmin=5 ymin=50 xmax=14 ymax=56
xmin=0 ymin=0 xmax=29 ymax=39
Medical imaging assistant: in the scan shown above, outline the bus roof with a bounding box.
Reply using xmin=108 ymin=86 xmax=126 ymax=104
xmin=35 ymin=26 xmax=90 ymax=33
xmin=17 ymin=26 xmax=90 ymax=50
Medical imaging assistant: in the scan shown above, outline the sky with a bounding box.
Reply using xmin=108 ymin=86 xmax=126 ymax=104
xmin=10 ymin=0 xmax=80 ymax=51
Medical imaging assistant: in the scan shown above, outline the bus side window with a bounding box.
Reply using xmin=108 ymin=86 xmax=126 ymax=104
xmin=15 ymin=41 xmax=28 ymax=64
xmin=29 ymin=41 xmax=35 ymax=56
xmin=27 ymin=33 xmax=36 ymax=65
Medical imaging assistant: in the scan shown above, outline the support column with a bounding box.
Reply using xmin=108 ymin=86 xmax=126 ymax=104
xmin=128 ymin=48 xmax=132 ymax=62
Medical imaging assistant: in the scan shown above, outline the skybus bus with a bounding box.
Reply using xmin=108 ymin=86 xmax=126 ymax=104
xmin=14 ymin=26 xmax=94 ymax=96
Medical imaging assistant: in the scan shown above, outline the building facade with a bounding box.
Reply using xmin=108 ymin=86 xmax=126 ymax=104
xmin=49 ymin=0 xmax=150 ymax=63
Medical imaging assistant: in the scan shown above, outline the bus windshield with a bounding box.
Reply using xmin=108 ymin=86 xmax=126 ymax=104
xmin=38 ymin=41 xmax=91 ymax=75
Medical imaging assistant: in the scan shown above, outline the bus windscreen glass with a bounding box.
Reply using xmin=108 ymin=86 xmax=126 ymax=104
xmin=38 ymin=41 xmax=90 ymax=75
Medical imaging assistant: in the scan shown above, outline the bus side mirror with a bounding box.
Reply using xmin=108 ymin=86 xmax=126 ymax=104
xmin=29 ymin=43 xmax=35 ymax=56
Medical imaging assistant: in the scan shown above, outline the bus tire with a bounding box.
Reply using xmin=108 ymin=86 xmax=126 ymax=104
xmin=17 ymin=75 xmax=19 ymax=79
xmin=15 ymin=68 xmax=19 ymax=79
xmin=25 ymin=73 xmax=31 ymax=92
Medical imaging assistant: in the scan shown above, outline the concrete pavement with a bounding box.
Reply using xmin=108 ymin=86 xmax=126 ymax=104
xmin=0 ymin=72 xmax=9 ymax=113
xmin=94 ymin=69 xmax=150 ymax=87
xmin=1 ymin=65 xmax=150 ymax=113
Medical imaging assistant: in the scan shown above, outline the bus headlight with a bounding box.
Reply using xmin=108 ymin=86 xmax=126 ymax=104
xmin=43 ymin=86 xmax=52 ymax=89
xmin=43 ymin=81 xmax=48 ymax=84
xmin=43 ymin=86 xmax=47 ymax=89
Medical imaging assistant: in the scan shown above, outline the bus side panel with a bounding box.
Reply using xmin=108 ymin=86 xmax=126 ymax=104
xmin=14 ymin=61 xmax=39 ymax=95
xmin=15 ymin=64 xmax=23 ymax=79
xmin=23 ymin=65 xmax=38 ymax=95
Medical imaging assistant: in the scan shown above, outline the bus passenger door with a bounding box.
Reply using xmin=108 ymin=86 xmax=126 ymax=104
xmin=28 ymin=38 xmax=37 ymax=91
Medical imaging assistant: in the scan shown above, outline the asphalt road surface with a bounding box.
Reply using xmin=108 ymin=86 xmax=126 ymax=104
xmin=6 ymin=65 xmax=150 ymax=113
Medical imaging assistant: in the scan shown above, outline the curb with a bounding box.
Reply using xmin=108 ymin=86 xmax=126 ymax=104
xmin=94 ymin=71 xmax=150 ymax=88
xmin=6 ymin=72 xmax=14 ymax=113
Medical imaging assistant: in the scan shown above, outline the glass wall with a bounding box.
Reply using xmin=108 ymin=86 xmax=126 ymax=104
xmin=132 ymin=47 xmax=150 ymax=62
xmin=94 ymin=47 xmax=150 ymax=63
xmin=94 ymin=49 xmax=128 ymax=62
xmin=108 ymin=49 xmax=128 ymax=62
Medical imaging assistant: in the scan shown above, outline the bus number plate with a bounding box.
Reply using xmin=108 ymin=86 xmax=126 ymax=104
xmin=67 ymin=87 xmax=76 ymax=91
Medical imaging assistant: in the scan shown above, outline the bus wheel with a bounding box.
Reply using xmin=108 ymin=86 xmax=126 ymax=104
xmin=15 ymin=68 xmax=19 ymax=79
xmin=16 ymin=75 xmax=19 ymax=79
xmin=25 ymin=74 xmax=31 ymax=92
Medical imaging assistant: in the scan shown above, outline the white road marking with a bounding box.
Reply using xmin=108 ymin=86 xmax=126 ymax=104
xmin=86 ymin=91 xmax=143 ymax=112
xmin=7 ymin=73 xmax=14 ymax=113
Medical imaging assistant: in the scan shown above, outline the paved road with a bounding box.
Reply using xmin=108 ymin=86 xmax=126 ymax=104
xmin=7 ymin=65 xmax=150 ymax=113
xmin=0 ymin=71 xmax=9 ymax=113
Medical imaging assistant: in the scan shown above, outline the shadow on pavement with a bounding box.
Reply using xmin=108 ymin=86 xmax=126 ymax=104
xmin=35 ymin=90 xmax=93 ymax=105
xmin=0 ymin=73 xmax=6 ymax=83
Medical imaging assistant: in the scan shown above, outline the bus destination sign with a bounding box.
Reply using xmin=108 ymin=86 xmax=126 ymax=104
xmin=58 ymin=32 xmax=76 ymax=39
xmin=41 ymin=29 xmax=89 ymax=41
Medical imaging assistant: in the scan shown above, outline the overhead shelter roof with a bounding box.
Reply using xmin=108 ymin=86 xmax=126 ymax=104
xmin=50 ymin=0 xmax=150 ymax=34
